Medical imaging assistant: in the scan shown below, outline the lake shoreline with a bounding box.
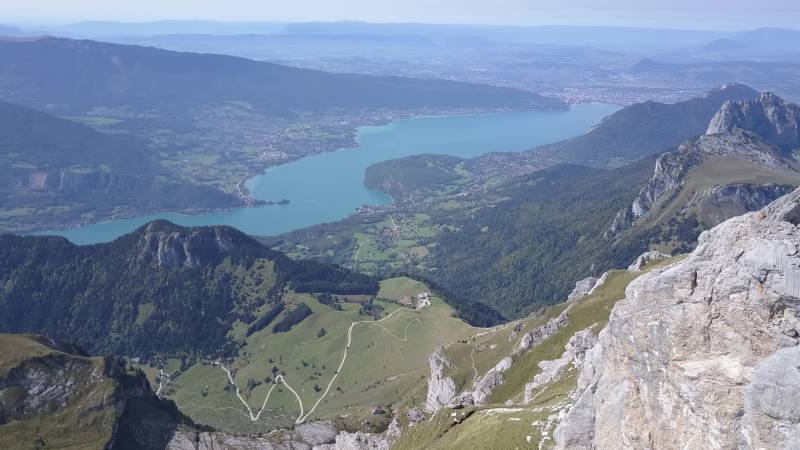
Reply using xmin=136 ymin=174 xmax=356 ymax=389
xmin=37 ymin=103 xmax=621 ymax=245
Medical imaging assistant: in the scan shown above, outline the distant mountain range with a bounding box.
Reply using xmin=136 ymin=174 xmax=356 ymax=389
xmin=656 ymin=27 xmax=800 ymax=62
xmin=0 ymin=25 xmax=24 ymax=36
xmin=15 ymin=21 xmax=795 ymax=59
xmin=15 ymin=21 xmax=735 ymax=53
xmin=0 ymin=36 xmax=563 ymax=116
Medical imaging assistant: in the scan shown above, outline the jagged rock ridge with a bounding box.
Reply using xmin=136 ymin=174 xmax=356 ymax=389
xmin=613 ymin=91 xmax=800 ymax=237
xmin=707 ymin=92 xmax=800 ymax=150
xmin=136 ymin=220 xmax=247 ymax=268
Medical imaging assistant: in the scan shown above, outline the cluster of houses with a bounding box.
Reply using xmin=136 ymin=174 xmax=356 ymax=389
xmin=417 ymin=292 xmax=432 ymax=308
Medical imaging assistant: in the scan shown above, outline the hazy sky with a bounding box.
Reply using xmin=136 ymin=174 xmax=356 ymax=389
xmin=2 ymin=0 xmax=798 ymax=30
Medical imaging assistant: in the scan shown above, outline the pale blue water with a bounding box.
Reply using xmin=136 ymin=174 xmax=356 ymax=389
xmin=44 ymin=104 xmax=619 ymax=244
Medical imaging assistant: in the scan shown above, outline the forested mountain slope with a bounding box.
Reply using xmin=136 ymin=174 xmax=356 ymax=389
xmin=274 ymin=89 xmax=800 ymax=319
xmin=534 ymin=83 xmax=759 ymax=166
xmin=0 ymin=220 xmax=377 ymax=357
xmin=0 ymin=100 xmax=237 ymax=232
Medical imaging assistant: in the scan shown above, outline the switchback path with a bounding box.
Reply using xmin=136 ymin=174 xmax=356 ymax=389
xmin=220 ymin=303 xmax=426 ymax=424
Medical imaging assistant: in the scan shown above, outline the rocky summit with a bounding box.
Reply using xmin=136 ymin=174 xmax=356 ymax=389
xmin=707 ymin=92 xmax=800 ymax=150
xmin=613 ymin=92 xmax=800 ymax=239
xmin=556 ymin=187 xmax=800 ymax=449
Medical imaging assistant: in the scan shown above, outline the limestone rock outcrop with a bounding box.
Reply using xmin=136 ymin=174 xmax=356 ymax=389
xmin=471 ymin=357 xmax=513 ymax=405
xmin=136 ymin=220 xmax=243 ymax=268
xmin=555 ymin=187 xmax=800 ymax=449
xmin=631 ymin=129 xmax=792 ymax=219
xmin=627 ymin=250 xmax=669 ymax=271
xmin=622 ymin=92 xmax=800 ymax=226
xmin=524 ymin=328 xmax=598 ymax=404
xmin=425 ymin=346 xmax=457 ymax=412
xmin=707 ymin=92 xmax=800 ymax=149
xmin=567 ymin=277 xmax=599 ymax=301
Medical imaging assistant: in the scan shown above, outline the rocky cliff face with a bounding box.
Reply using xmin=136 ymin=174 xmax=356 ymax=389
xmin=567 ymin=277 xmax=599 ymax=301
xmin=16 ymin=167 xmax=143 ymax=192
xmin=556 ymin=187 xmax=800 ymax=449
xmin=627 ymin=251 xmax=669 ymax=271
xmin=614 ymin=92 xmax=800 ymax=238
xmin=0 ymin=334 xmax=124 ymax=449
xmin=524 ymin=328 xmax=597 ymax=405
xmin=631 ymin=129 xmax=792 ymax=220
xmin=425 ymin=346 xmax=457 ymax=412
xmin=424 ymin=304 xmax=574 ymax=412
xmin=135 ymin=221 xmax=247 ymax=268
xmin=707 ymin=92 xmax=800 ymax=150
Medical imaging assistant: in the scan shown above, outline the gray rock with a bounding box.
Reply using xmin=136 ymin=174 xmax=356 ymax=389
xmin=567 ymin=277 xmax=599 ymax=301
xmin=296 ymin=420 xmax=338 ymax=446
xmin=524 ymin=328 xmax=597 ymax=404
xmin=626 ymin=250 xmax=669 ymax=271
xmin=168 ymin=431 xmax=295 ymax=450
xmin=314 ymin=431 xmax=390 ymax=450
xmin=406 ymin=408 xmax=425 ymax=423
xmin=136 ymin=222 xmax=238 ymax=268
xmin=741 ymin=346 xmax=800 ymax=449
xmin=587 ymin=271 xmax=611 ymax=296
xmin=707 ymin=92 xmax=800 ymax=150
xmin=446 ymin=391 xmax=475 ymax=409
xmin=517 ymin=309 xmax=571 ymax=354
xmin=556 ymin=187 xmax=800 ymax=449
xmin=471 ymin=357 xmax=512 ymax=405
xmin=425 ymin=346 xmax=457 ymax=412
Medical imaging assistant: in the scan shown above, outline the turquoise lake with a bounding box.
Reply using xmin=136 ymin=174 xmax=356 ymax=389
xmin=48 ymin=103 xmax=620 ymax=244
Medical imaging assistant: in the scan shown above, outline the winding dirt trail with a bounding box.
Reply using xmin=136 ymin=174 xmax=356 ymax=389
xmin=220 ymin=303 xmax=426 ymax=424
xmin=220 ymin=365 xmax=305 ymax=422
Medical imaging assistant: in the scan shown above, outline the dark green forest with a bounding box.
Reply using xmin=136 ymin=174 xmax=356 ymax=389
xmin=428 ymin=161 xmax=657 ymax=317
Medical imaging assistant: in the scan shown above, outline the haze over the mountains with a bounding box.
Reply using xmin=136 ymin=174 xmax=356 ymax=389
xmin=4 ymin=0 xmax=798 ymax=29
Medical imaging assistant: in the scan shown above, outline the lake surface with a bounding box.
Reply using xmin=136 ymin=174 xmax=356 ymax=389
xmin=47 ymin=103 xmax=620 ymax=244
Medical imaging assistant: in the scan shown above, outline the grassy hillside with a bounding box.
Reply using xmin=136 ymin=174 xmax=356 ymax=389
xmin=622 ymin=156 xmax=800 ymax=253
xmin=150 ymin=277 xmax=481 ymax=434
xmin=392 ymin=256 xmax=684 ymax=450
